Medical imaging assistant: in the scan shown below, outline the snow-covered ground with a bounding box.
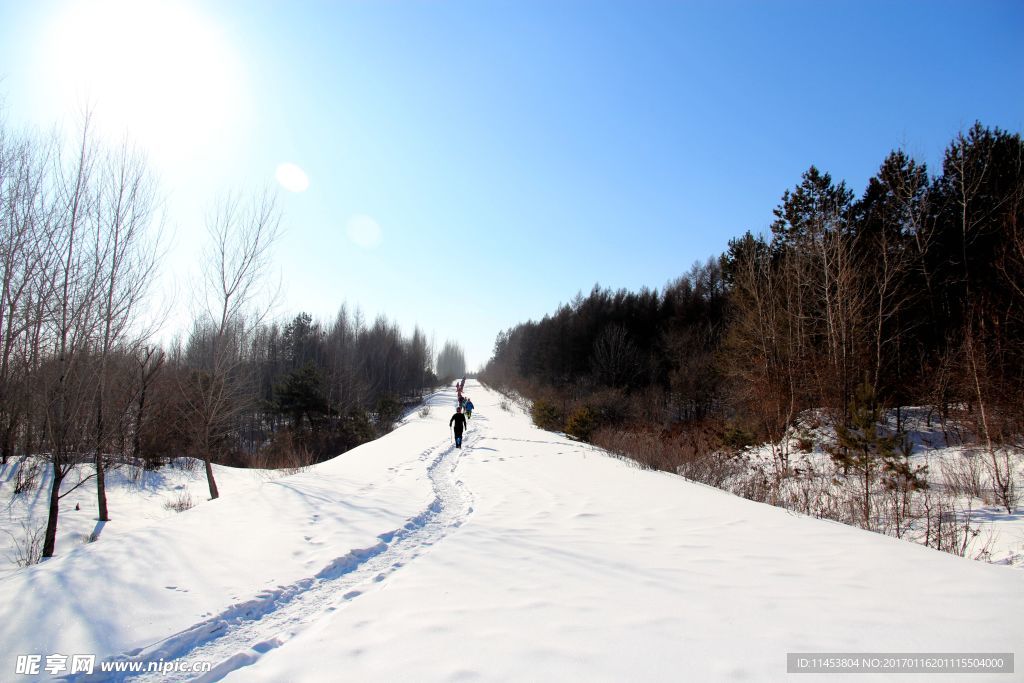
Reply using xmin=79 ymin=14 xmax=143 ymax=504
xmin=1 ymin=381 xmax=1021 ymax=682
xmin=736 ymin=409 xmax=1024 ymax=568
xmin=0 ymin=457 xmax=272 ymax=581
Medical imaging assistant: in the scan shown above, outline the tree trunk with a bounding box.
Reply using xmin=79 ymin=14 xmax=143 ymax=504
xmin=96 ymin=397 xmax=109 ymax=521
xmin=863 ymin=467 xmax=872 ymax=531
xmin=43 ymin=463 xmax=63 ymax=558
xmin=205 ymin=454 xmax=219 ymax=499
xmin=132 ymin=385 xmax=147 ymax=462
xmin=0 ymin=421 xmax=13 ymax=465
xmin=96 ymin=451 xmax=109 ymax=521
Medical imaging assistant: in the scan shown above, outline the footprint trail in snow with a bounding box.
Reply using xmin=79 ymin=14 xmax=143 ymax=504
xmin=70 ymin=428 xmax=478 ymax=683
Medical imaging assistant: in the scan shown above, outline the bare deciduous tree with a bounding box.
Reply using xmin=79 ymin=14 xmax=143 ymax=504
xmin=41 ymin=115 xmax=104 ymax=558
xmin=0 ymin=121 xmax=52 ymax=465
xmin=181 ymin=190 xmax=281 ymax=499
xmin=591 ymin=323 xmax=639 ymax=388
xmin=92 ymin=139 xmax=161 ymax=521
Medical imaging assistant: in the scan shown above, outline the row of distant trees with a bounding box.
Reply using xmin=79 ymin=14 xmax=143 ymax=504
xmin=0 ymin=112 xmax=465 ymax=559
xmin=482 ymin=122 xmax=1023 ymax=519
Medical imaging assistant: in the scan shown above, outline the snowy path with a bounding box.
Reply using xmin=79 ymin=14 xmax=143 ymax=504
xmin=73 ymin=428 xmax=478 ymax=683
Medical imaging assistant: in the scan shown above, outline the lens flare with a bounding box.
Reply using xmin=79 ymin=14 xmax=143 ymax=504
xmin=275 ymin=163 xmax=310 ymax=192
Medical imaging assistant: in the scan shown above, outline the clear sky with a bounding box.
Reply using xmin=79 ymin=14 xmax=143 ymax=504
xmin=1 ymin=0 xmax=1022 ymax=369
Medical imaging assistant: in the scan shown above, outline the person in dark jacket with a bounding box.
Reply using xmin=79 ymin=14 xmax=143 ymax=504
xmin=450 ymin=406 xmax=467 ymax=448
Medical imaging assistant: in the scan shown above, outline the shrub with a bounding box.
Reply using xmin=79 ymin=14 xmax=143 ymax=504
xmin=590 ymin=419 xmax=735 ymax=483
xmin=5 ymin=521 xmax=44 ymax=567
xmin=375 ymin=395 xmax=403 ymax=431
xmin=344 ymin=408 xmax=377 ymax=445
xmin=531 ymin=399 xmax=563 ymax=431
xmin=12 ymin=458 xmax=41 ymax=495
xmin=723 ymin=424 xmax=756 ymax=450
xmin=163 ymin=491 xmax=195 ymax=513
xmin=582 ymin=388 xmax=628 ymax=427
xmin=942 ymin=452 xmax=984 ymax=500
xmin=565 ymin=406 xmax=597 ymax=441
xmin=591 ymin=427 xmax=658 ymax=469
xmin=257 ymin=429 xmax=316 ymax=472
xmin=172 ymin=457 xmax=201 ymax=473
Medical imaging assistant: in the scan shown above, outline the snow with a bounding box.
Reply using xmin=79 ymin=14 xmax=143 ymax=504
xmin=0 ymin=458 xmax=270 ymax=581
xmin=1 ymin=382 xmax=1021 ymax=682
xmin=736 ymin=408 xmax=1024 ymax=567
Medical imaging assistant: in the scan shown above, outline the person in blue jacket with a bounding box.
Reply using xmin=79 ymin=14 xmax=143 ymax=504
xmin=464 ymin=398 xmax=474 ymax=419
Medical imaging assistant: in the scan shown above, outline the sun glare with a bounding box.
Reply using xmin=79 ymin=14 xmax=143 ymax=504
xmin=44 ymin=0 xmax=245 ymax=164
xmin=276 ymin=163 xmax=310 ymax=192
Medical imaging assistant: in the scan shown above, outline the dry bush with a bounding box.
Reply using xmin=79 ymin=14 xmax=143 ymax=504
xmin=983 ymin=446 xmax=1020 ymax=513
xmin=918 ymin=488 xmax=992 ymax=558
xmin=591 ymin=420 xmax=742 ymax=487
xmin=163 ymin=491 xmax=195 ymax=513
xmin=681 ymin=450 xmax=746 ymax=488
xmin=590 ymin=428 xmax=656 ymax=470
xmin=669 ymin=420 xmax=744 ymax=487
xmin=580 ymin=387 xmax=630 ymax=426
xmin=781 ymin=465 xmax=844 ymax=521
xmin=5 ymin=521 xmax=45 ymax=566
xmin=941 ymin=451 xmax=985 ymax=500
xmin=12 ymin=458 xmax=41 ymax=495
xmin=171 ymin=457 xmax=201 ymax=473
xmin=255 ymin=430 xmax=317 ymax=474
xmin=730 ymin=465 xmax=776 ymax=505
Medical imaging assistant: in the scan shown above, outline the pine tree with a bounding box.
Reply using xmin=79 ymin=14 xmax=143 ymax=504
xmin=274 ymin=361 xmax=327 ymax=431
xmin=830 ymin=381 xmax=909 ymax=530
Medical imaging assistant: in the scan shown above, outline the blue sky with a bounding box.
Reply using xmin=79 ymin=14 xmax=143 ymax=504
xmin=1 ymin=0 xmax=1022 ymax=368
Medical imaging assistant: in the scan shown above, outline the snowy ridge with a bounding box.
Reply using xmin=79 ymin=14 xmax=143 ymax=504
xmin=66 ymin=430 xmax=477 ymax=683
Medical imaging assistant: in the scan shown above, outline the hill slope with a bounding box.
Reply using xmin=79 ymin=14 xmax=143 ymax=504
xmin=1 ymin=381 xmax=1021 ymax=682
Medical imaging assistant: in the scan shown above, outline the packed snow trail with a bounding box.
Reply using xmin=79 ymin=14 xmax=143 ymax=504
xmin=66 ymin=428 xmax=478 ymax=683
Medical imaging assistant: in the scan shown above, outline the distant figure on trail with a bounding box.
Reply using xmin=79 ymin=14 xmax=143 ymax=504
xmin=450 ymin=407 xmax=467 ymax=448
xmin=465 ymin=398 xmax=474 ymax=419
xmin=458 ymin=395 xmax=466 ymax=409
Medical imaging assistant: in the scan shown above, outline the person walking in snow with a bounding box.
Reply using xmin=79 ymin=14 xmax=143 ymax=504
xmin=450 ymin=406 xmax=468 ymax=448
xmin=464 ymin=398 xmax=474 ymax=419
